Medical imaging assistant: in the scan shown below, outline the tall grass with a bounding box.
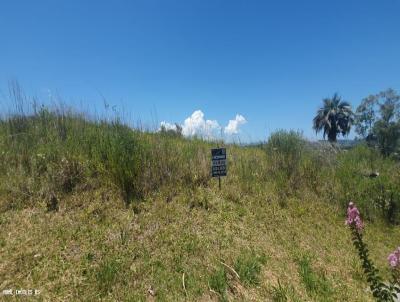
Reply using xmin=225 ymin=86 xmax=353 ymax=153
xmin=296 ymin=254 xmax=334 ymax=298
xmin=0 ymin=91 xmax=210 ymax=208
xmin=261 ymin=130 xmax=400 ymax=223
xmin=0 ymin=90 xmax=399 ymax=223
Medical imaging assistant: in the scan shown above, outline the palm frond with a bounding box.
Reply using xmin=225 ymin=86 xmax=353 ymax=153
xmin=313 ymin=94 xmax=354 ymax=141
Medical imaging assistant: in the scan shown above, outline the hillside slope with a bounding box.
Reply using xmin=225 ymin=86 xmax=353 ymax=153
xmin=1 ymin=181 xmax=400 ymax=301
xmin=1 ymin=109 xmax=400 ymax=301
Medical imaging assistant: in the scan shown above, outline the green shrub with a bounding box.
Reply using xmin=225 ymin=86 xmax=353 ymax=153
xmin=265 ymin=130 xmax=312 ymax=194
xmin=266 ymin=130 xmax=306 ymax=161
xmin=87 ymin=122 xmax=146 ymax=204
xmin=335 ymin=145 xmax=400 ymax=223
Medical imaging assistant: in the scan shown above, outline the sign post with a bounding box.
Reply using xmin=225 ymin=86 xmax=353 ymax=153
xmin=211 ymin=148 xmax=226 ymax=190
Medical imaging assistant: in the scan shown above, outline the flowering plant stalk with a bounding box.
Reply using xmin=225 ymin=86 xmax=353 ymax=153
xmin=388 ymin=247 xmax=400 ymax=288
xmin=346 ymin=202 xmax=399 ymax=301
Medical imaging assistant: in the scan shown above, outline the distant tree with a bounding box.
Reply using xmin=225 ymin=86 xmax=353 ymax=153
xmin=313 ymin=93 xmax=354 ymax=142
xmin=355 ymin=94 xmax=378 ymax=139
xmin=373 ymin=89 xmax=400 ymax=156
xmin=355 ymin=89 xmax=400 ymax=156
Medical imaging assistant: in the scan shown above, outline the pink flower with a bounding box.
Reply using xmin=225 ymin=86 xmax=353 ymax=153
xmin=388 ymin=253 xmax=398 ymax=267
xmin=388 ymin=247 xmax=400 ymax=268
xmin=345 ymin=202 xmax=364 ymax=231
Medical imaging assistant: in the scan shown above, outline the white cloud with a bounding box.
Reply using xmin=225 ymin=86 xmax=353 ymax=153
xmin=182 ymin=110 xmax=220 ymax=138
xmin=159 ymin=110 xmax=247 ymax=139
xmin=224 ymin=114 xmax=247 ymax=135
xmin=159 ymin=121 xmax=177 ymax=131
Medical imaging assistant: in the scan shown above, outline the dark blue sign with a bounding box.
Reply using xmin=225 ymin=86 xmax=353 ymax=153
xmin=211 ymin=148 xmax=227 ymax=177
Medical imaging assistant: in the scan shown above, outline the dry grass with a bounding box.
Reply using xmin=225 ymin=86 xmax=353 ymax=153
xmin=1 ymin=100 xmax=400 ymax=301
xmin=1 ymin=181 xmax=399 ymax=301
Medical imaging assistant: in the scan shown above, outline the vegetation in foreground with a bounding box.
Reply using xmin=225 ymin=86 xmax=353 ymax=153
xmin=346 ymin=202 xmax=400 ymax=301
xmin=1 ymin=92 xmax=400 ymax=301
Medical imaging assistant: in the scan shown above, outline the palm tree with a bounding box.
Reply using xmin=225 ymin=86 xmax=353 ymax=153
xmin=313 ymin=93 xmax=354 ymax=142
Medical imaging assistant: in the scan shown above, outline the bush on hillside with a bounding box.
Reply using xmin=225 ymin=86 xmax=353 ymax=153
xmin=265 ymin=130 xmax=311 ymax=194
xmin=335 ymin=145 xmax=400 ymax=224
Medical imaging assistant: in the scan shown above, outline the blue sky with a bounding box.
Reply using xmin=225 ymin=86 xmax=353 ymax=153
xmin=0 ymin=0 xmax=399 ymax=142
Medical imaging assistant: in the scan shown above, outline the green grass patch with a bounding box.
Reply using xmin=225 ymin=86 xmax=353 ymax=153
xmin=234 ymin=249 xmax=267 ymax=286
xmin=95 ymin=258 xmax=121 ymax=296
xmin=270 ymin=279 xmax=300 ymax=302
xmin=296 ymin=254 xmax=334 ymax=299
xmin=209 ymin=265 xmax=228 ymax=301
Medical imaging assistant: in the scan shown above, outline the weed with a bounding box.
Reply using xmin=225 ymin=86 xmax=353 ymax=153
xmin=86 ymin=252 xmax=95 ymax=262
xmin=296 ymin=254 xmax=333 ymax=298
xmin=234 ymin=250 xmax=267 ymax=286
xmin=209 ymin=266 xmax=228 ymax=301
xmin=346 ymin=202 xmax=399 ymax=301
xmin=95 ymin=258 xmax=121 ymax=295
xmin=119 ymin=226 xmax=129 ymax=245
xmin=270 ymin=279 xmax=299 ymax=302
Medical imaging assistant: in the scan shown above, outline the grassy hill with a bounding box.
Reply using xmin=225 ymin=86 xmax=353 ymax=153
xmin=1 ymin=104 xmax=400 ymax=301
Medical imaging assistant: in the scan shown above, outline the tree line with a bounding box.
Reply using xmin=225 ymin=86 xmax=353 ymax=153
xmin=313 ymin=88 xmax=400 ymax=157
